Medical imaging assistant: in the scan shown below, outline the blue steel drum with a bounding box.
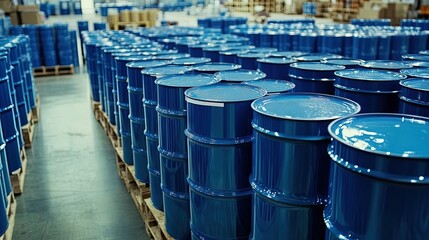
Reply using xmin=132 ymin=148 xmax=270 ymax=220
xmin=325 ymin=114 xmax=429 ymax=239
xmin=242 ymin=79 xmax=295 ymax=95
xmin=257 ymin=57 xmax=296 ymax=80
xmin=155 ymin=73 xmax=220 ymax=240
xmin=391 ymin=34 xmax=410 ymax=61
xmin=400 ymin=68 xmax=429 ymax=79
xmin=352 ymin=35 xmax=378 ymax=60
xmin=299 ymin=32 xmax=318 ymax=53
xmin=176 ymin=40 xmax=199 ymax=54
xmin=203 ymin=46 xmax=226 ymax=62
xmin=93 ymin=22 xmax=107 ymax=31
xmin=411 ymin=61 xmax=429 ymax=68
xmin=270 ymin=51 xmax=303 ymax=58
xmin=294 ymin=53 xmax=342 ymax=62
xmin=171 ymin=57 xmax=211 ymax=66
xmin=402 ymin=54 xmax=429 ymax=62
xmin=249 ymin=48 xmax=278 ymax=54
xmin=343 ymin=33 xmax=354 ymax=58
xmin=377 ymin=35 xmax=391 ymax=60
xmin=237 ymin=53 xmax=270 ymax=70
xmin=250 ymin=93 xmax=360 ymax=240
xmin=289 ymin=62 xmax=345 ymax=94
xmin=398 ymin=78 xmax=429 ymax=117
xmin=321 ymin=58 xmax=363 ymax=69
xmin=334 ymin=69 xmax=407 ymax=113
xmin=319 ymin=33 xmax=344 ymax=55
xmin=185 ymin=83 xmax=267 ymax=240
xmin=126 ymin=60 xmax=170 ymax=183
xmin=0 ymin=147 xmax=8 ymax=236
xmin=38 ymin=25 xmax=57 ymax=66
xmin=409 ymin=32 xmax=428 ymax=54
xmin=214 ymin=69 xmax=266 ymax=83
xmin=54 ymin=23 xmax=72 ymax=65
xmin=188 ymin=44 xmax=210 ymax=58
xmin=152 ymin=53 xmax=189 ymax=61
xmin=142 ymin=65 xmax=193 ymax=211
xmin=219 ymin=50 xmax=249 ymax=64
xmin=360 ymin=60 xmax=412 ymax=72
xmin=193 ymin=62 xmax=241 ymax=74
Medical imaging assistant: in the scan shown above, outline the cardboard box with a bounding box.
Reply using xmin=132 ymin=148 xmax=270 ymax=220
xmin=9 ymin=11 xmax=19 ymax=25
xmin=17 ymin=4 xmax=38 ymax=11
xmin=20 ymin=10 xmax=41 ymax=24
xmin=0 ymin=1 xmax=15 ymax=13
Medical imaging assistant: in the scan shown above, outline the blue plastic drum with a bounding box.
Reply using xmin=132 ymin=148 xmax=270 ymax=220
xmin=250 ymin=93 xmax=360 ymax=239
xmin=142 ymin=65 xmax=193 ymax=211
xmin=398 ymin=78 xmax=429 ymax=117
xmin=185 ymin=84 xmax=267 ymax=240
xmin=257 ymin=57 xmax=296 ymax=80
xmin=334 ymin=69 xmax=407 ymax=113
xmin=391 ymin=34 xmax=410 ymax=61
xmin=214 ymin=69 xmax=266 ymax=83
xmin=400 ymin=68 xmax=429 ymax=79
xmin=237 ymin=53 xmax=269 ymax=70
xmin=219 ymin=50 xmax=249 ymax=64
xmin=155 ymin=73 xmax=219 ymax=240
xmin=193 ymin=62 xmax=241 ymax=74
xmin=171 ymin=57 xmax=211 ymax=66
xmin=321 ymin=58 xmax=363 ymax=69
xmin=242 ymin=79 xmax=295 ymax=95
xmin=289 ymin=62 xmax=345 ymax=94
xmin=360 ymin=60 xmax=412 ymax=72
xmin=325 ymin=114 xmax=429 ymax=239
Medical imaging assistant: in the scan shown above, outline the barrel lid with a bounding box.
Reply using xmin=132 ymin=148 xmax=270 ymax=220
xmin=152 ymin=53 xmax=190 ymax=60
xmin=155 ymin=73 xmax=219 ymax=87
xmin=270 ymin=51 xmax=303 ymax=58
xmin=142 ymin=65 xmax=192 ymax=76
xmin=400 ymin=68 xmax=429 ymax=79
xmin=252 ymin=93 xmax=360 ymax=121
xmin=402 ymin=54 xmax=429 ymax=62
xmin=242 ymin=79 xmax=295 ymax=93
xmin=290 ymin=62 xmax=345 ymax=72
xmin=361 ymin=60 xmax=413 ymax=70
xmin=171 ymin=57 xmax=211 ymax=65
xmin=115 ymin=55 xmax=152 ymax=61
xmin=294 ymin=53 xmax=342 ymax=62
xmin=214 ymin=69 xmax=266 ymax=82
xmin=219 ymin=49 xmax=249 ymax=56
xmin=126 ymin=60 xmax=170 ymax=69
xmin=193 ymin=62 xmax=241 ymax=72
xmin=335 ymin=69 xmax=407 ymax=81
xmin=321 ymin=58 xmax=363 ymax=66
xmin=329 ymin=113 xmax=429 ymax=159
xmin=420 ymin=50 xmax=429 ymax=55
xmin=249 ymin=47 xmax=278 ymax=53
xmin=237 ymin=52 xmax=269 ymax=59
xmin=412 ymin=61 xmax=429 ymax=68
xmin=400 ymin=78 xmax=429 ymax=92
xmin=257 ymin=57 xmax=295 ymax=64
xmin=185 ymin=83 xmax=267 ymax=103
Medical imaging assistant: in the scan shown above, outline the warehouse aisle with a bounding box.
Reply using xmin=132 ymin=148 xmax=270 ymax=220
xmin=12 ymin=73 xmax=149 ymax=240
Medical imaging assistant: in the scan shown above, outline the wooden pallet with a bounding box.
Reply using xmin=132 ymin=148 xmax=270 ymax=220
xmin=31 ymin=94 xmax=40 ymax=123
xmin=33 ymin=65 xmax=74 ymax=77
xmin=111 ymin=21 xmax=149 ymax=30
xmin=10 ymin=148 xmax=27 ymax=195
xmin=143 ymin=198 xmax=174 ymax=240
xmin=0 ymin=194 xmax=17 ymax=240
xmin=96 ymin=106 xmax=120 ymax=148
xmin=21 ymin=111 xmax=35 ymax=149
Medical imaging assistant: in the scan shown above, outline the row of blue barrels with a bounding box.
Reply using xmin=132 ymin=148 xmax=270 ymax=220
xmin=197 ymin=17 xmax=247 ymax=33
xmin=401 ymin=19 xmax=429 ymax=30
xmin=9 ymin=24 xmax=80 ymax=67
xmin=230 ymin=27 xmax=428 ymax=60
xmin=59 ymin=0 xmax=82 ymax=15
xmin=83 ymin=29 xmax=429 ymax=240
xmin=351 ymin=18 xmax=391 ymax=26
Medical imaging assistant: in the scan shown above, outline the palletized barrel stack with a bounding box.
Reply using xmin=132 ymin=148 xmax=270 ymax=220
xmin=85 ymin=25 xmax=429 ymax=240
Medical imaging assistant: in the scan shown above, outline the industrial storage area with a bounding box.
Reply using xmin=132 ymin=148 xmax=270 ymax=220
xmin=0 ymin=0 xmax=428 ymax=239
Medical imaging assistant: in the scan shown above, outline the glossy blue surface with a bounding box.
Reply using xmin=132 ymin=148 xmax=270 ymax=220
xmin=400 ymin=68 xmax=429 ymax=79
xmin=294 ymin=53 xmax=342 ymax=62
xmin=399 ymin=79 xmax=429 ymax=117
xmin=0 ymin=105 xmax=21 ymax=172
xmin=391 ymin=34 xmax=410 ymax=60
xmin=361 ymin=60 xmax=413 ymax=72
xmin=299 ymin=32 xmax=317 ymax=53
xmin=377 ymin=35 xmax=391 ymax=60
xmin=257 ymin=57 xmax=295 ymax=80
xmin=219 ymin=50 xmax=249 ymax=64
xmin=0 ymin=149 xmax=8 ymax=236
xmin=0 ymin=143 xmax=11 ymax=198
xmin=163 ymin=190 xmax=191 ymax=240
xmin=270 ymin=51 xmax=303 ymax=58
xmin=352 ymin=35 xmax=378 ymax=60
xmin=146 ymin=133 xmax=163 ymax=211
xmin=242 ymin=79 xmax=295 ymax=94
xmin=321 ymin=58 xmax=363 ymax=69
xmin=325 ymin=114 xmax=429 ymax=239
xmin=193 ymin=62 xmax=241 ymax=74
xmin=202 ymin=47 xmax=225 ymax=62
xmin=185 ymin=83 xmax=266 ymax=239
xmin=127 ymin=60 xmax=170 ymax=89
xmin=214 ymin=69 xmax=266 ymax=82
xmin=237 ymin=53 xmax=269 ymax=70
xmin=251 ymin=192 xmax=325 ymax=240
xmin=402 ymin=54 xmax=429 ymax=62
xmin=334 ymin=69 xmax=406 ymax=113
xmin=172 ymin=57 xmax=211 ymax=66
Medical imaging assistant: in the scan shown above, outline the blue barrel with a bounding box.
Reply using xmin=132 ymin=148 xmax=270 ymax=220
xmin=214 ymin=69 xmax=266 ymax=83
xmin=193 ymin=62 xmax=241 ymax=74
xmin=412 ymin=61 xmax=429 ymax=68
xmin=38 ymin=25 xmax=57 ymax=66
xmin=116 ymin=55 xmax=152 ymax=166
xmin=409 ymin=32 xmax=428 ymax=54
xmin=294 ymin=53 xmax=343 ymax=62
xmin=155 ymin=73 xmax=219 ymax=240
xmin=188 ymin=44 xmax=210 ymax=58
xmin=8 ymin=42 xmax=28 ymax=126
xmin=399 ymin=78 xmax=429 ymax=117
xmin=73 ymin=0 xmax=82 ymax=14
xmin=9 ymin=26 xmax=23 ymax=35
xmin=219 ymin=50 xmax=249 ymax=64
xmin=23 ymin=25 xmax=42 ymax=68
xmin=237 ymin=53 xmax=269 ymax=70
xmin=185 ymin=83 xmax=267 ymax=239
xmin=176 ymin=40 xmax=199 ymax=54
xmin=343 ymin=33 xmax=354 ymax=58
xmin=325 ymin=113 xmax=429 ymax=239
xmin=249 ymin=48 xmax=277 ymax=54
xmin=299 ymin=32 xmax=318 ymax=53
xmin=77 ymin=21 xmax=89 ymax=39
xmin=203 ymin=46 xmax=226 ymax=62
xmin=402 ymin=54 xmax=429 ymax=62
xmin=250 ymin=93 xmax=360 ymax=239
xmin=352 ymin=35 xmax=378 ymax=60
xmin=270 ymin=51 xmax=303 ymax=58
xmin=321 ymin=58 xmax=363 ymax=69
xmin=391 ymin=34 xmax=410 ymax=61
xmin=171 ymin=57 xmax=211 ymax=66
xmin=360 ymin=60 xmax=412 ymax=72
xmin=54 ymin=24 xmax=73 ymax=66
xmin=94 ymin=22 xmax=107 ymax=31
xmin=377 ymin=35 xmax=391 ymax=60
xmin=257 ymin=57 xmax=296 ymax=80
xmin=59 ymin=0 xmax=70 ymax=15
xmin=289 ymin=62 xmax=345 ymax=94
xmin=152 ymin=53 xmax=190 ymax=61
xmin=86 ymin=41 xmax=101 ymax=101
xmin=319 ymin=33 xmax=344 ymax=55
xmin=69 ymin=30 xmax=79 ymax=67
xmin=242 ymin=79 xmax=295 ymax=95
xmin=126 ymin=60 xmax=170 ymax=183
xmin=334 ymin=69 xmax=407 ymax=113
xmin=0 ymin=146 xmax=8 ymax=236
xmin=142 ymin=65 xmax=193 ymax=211
xmin=400 ymin=68 xmax=429 ymax=79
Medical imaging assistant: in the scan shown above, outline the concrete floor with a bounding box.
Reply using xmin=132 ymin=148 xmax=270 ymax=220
xmin=12 ymin=73 xmax=149 ymax=240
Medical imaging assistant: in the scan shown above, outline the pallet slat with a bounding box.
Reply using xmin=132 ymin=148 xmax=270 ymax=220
xmin=143 ymin=198 xmax=174 ymax=240
xmin=21 ymin=112 xmax=35 ymax=149
xmin=10 ymin=148 xmax=27 ymax=195
xmin=33 ymin=65 xmax=74 ymax=77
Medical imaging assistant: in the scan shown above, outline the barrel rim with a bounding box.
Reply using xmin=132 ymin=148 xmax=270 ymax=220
xmin=360 ymin=60 xmax=413 ymax=70
xmin=400 ymin=78 xmax=429 ymax=92
xmin=213 ymin=69 xmax=266 ymax=82
xmin=334 ymin=69 xmax=407 ymax=81
xmin=155 ymin=73 xmax=219 ymax=87
xmin=328 ymin=113 xmax=429 ymax=159
xmin=400 ymin=68 xmax=429 ymax=79
xmin=256 ymin=57 xmax=296 ymax=64
xmin=126 ymin=59 xmax=170 ymax=69
xmin=193 ymin=62 xmax=241 ymax=72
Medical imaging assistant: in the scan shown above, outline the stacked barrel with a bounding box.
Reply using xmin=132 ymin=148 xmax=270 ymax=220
xmin=84 ymin=26 xmax=429 ymax=240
